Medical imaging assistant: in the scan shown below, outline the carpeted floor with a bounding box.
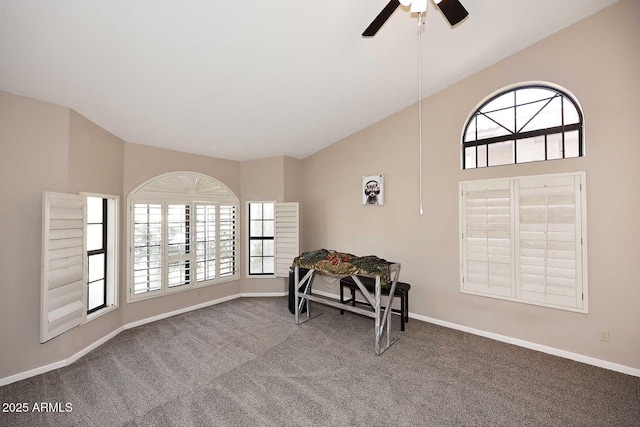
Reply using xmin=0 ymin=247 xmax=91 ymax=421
xmin=1 ymin=297 xmax=639 ymax=426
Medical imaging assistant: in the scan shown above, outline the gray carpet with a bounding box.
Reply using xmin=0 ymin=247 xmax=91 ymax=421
xmin=1 ymin=297 xmax=639 ymax=427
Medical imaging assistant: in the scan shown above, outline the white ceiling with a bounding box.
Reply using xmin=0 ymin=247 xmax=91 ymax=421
xmin=0 ymin=0 xmax=618 ymax=161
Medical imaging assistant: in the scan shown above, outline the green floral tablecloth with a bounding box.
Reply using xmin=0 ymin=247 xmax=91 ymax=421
xmin=293 ymin=249 xmax=395 ymax=287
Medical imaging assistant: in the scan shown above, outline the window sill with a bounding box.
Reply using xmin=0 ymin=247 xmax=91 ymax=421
xmin=127 ymin=276 xmax=240 ymax=303
xmin=85 ymin=304 xmax=119 ymax=324
xmin=460 ymin=289 xmax=588 ymax=314
xmin=245 ymin=274 xmax=277 ymax=279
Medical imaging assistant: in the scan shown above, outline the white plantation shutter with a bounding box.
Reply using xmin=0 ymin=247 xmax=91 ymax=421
xmin=127 ymin=173 xmax=240 ymax=302
xmin=460 ymin=172 xmax=587 ymax=312
xmin=166 ymin=204 xmax=192 ymax=289
xmin=41 ymin=192 xmax=87 ymax=343
xmin=275 ymin=202 xmax=299 ymax=277
xmin=132 ymin=203 xmax=163 ymax=295
xmin=515 ymin=174 xmax=585 ymax=309
xmin=195 ymin=204 xmax=217 ymax=283
xmin=219 ymin=204 xmax=238 ymax=278
xmin=461 ymin=179 xmax=513 ymax=297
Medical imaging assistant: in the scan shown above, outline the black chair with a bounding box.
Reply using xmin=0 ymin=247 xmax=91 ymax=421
xmin=339 ymin=276 xmax=411 ymax=331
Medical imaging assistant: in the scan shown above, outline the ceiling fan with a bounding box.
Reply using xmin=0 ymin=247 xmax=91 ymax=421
xmin=362 ymin=0 xmax=468 ymax=37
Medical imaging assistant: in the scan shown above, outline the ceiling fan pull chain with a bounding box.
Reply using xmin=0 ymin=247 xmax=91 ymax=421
xmin=418 ymin=10 xmax=425 ymax=216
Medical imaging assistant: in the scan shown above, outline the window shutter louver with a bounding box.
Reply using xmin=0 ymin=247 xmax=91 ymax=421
xmin=167 ymin=204 xmax=191 ymax=289
xmin=41 ymin=192 xmax=87 ymax=343
xmin=195 ymin=204 xmax=217 ymax=282
xmin=461 ymin=179 xmax=514 ymax=297
xmin=515 ymin=175 xmax=584 ymax=309
xmin=132 ymin=203 xmax=163 ymax=295
xmin=274 ymin=202 xmax=299 ymax=277
xmin=219 ymin=204 xmax=238 ymax=278
xmin=460 ymin=172 xmax=586 ymax=312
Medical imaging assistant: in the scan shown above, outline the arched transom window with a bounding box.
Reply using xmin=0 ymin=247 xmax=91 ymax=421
xmin=462 ymin=84 xmax=584 ymax=169
xmin=127 ymin=172 xmax=239 ymax=302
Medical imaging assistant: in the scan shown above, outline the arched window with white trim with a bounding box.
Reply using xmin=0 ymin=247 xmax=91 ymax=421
xmin=462 ymin=84 xmax=584 ymax=169
xmin=127 ymin=172 xmax=239 ymax=302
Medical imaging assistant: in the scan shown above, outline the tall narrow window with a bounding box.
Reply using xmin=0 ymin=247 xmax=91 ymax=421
xmin=248 ymin=202 xmax=275 ymax=275
xmin=87 ymin=197 xmax=107 ymax=313
xmin=462 ymin=84 xmax=584 ymax=169
xmin=246 ymin=202 xmax=300 ymax=278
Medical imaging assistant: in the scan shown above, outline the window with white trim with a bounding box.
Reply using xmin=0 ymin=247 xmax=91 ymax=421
xmin=41 ymin=192 xmax=119 ymax=343
xmin=248 ymin=202 xmax=275 ymax=275
xmin=86 ymin=196 xmax=118 ymax=315
xmin=459 ymin=172 xmax=588 ymax=312
xmin=247 ymin=201 xmax=299 ymax=278
xmin=462 ymin=84 xmax=584 ymax=169
xmin=127 ymin=172 xmax=239 ymax=302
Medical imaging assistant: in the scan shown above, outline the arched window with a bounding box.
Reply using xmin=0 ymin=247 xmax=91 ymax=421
xmin=462 ymin=84 xmax=584 ymax=169
xmin=126 ymin=172 xmax=239 ymax=302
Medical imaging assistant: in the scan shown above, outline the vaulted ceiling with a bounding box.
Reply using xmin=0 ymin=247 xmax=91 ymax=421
xmin=0 ymin=0 xmax=618 ymax=161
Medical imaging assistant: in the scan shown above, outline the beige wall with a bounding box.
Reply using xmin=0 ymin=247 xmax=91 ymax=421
xmin=241 ymin=156 xmax=285 ymax=294
xmin=68 ymin=111 xmax=125 ymax=196
xmin=302 ymin=0 xmax=640 ymax=369
xmin=0 ymin=92 xmax=71 ymax=378
xmin=284 ymin=156 xmax=304 ymax=251
xmin=283 ymin=156 xmax=303 ymax=202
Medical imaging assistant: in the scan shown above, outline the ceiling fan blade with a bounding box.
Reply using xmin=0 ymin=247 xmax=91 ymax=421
xmin=362 ymin=0 xmax=401 ymax=37
xmin=435 ymin=0 xmax=468 ymax=27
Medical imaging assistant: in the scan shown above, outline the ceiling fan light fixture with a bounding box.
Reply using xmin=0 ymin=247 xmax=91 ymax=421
xmin=433 ymin=0 xmax=468 ymax=26
xmin=410 ymin=0 xmax=428 ymax=13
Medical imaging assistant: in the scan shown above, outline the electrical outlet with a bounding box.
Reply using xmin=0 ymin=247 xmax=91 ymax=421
xmin=599 ymin=330 xmax=610 ymax=342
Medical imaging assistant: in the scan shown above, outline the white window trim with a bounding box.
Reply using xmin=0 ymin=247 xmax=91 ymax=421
xmin=245 ymin=201 xmax=300 ymax=279
xmin=127 ymin=200 xmax=240 ymax=303
xmin=41 ymin=191 xmax=121 ymax=342
xmin=126 ymin=172 xmax=240 ymax=303
xmin=460 ymin=81 xmax=586 ymax=170
xmin=459 ymin=171 xmax=588 ymax=313
xmin=81 ymin=192 xmax=119 ymax=322
xmin=246 ymin=201 xmax=276 ymax=279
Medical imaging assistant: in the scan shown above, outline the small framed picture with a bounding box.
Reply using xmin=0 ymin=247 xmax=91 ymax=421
xmin=362 ymin=175 xmax=384 ymax=206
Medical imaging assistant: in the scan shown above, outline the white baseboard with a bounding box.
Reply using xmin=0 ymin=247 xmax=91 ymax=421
xmin=240 ymin=292 xmax=287 ymax=298
xmin=0 ymin=359 xmax=68 ymax=387
xmin=67 ymin=327 xmax=124 ymax=366
xmin=2 ymin=291 xmax=638 ymax=386
xmin=301 ymin=290 xmax=640 ymax=377
xmin=0 ymin=293 xmax=241 ymax=387
xmin=124 ymin=294 xmax=241 ymax=330
xmin=409 ymin=312 xmax=640 ymax=378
